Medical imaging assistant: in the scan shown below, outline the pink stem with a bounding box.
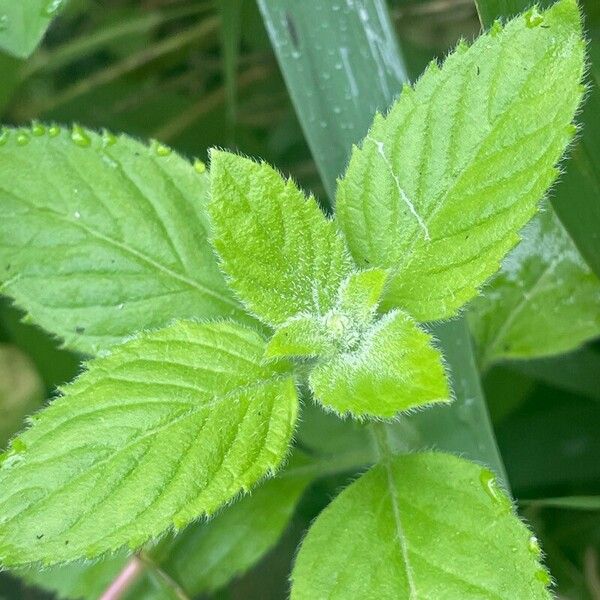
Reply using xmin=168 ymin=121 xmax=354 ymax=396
xmin=99 ymin=556 xmax=145 ymax=600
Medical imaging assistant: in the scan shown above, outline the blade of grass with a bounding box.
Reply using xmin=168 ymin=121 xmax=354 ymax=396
xmin=258 ymin=0 xmax=507 ymax=482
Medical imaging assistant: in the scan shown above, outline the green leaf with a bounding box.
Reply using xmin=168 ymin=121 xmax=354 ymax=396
xmin=469 ymin=207 xmax=600 ymax=367
xmin=0 ymin=320 xmax=298 ymax=567
xmin=0 ymin=125 xmax=246 ymax=355
xmin=140 ymin=467 xmax=311 ymax=598
xmin=336 ymin=0 xmax=585 ymax=321
xmin=309 ymin=310 xmax=450 ymax=418
xmin=265 ymin=315 xmax=332 ymax=359
xmin=208 ymin=150 xmax=353 ymax=326
xmin=0 ymin=344 xmax=43 ymax=448
xmin=0 ymin=0 xmax=64 ymax=59
xmin=292 ymin=452 xmax=551 ymax=600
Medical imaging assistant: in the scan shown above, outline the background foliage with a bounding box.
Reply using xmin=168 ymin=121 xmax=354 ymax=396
xmin=0 ymin=0 xmax=598 ymax=598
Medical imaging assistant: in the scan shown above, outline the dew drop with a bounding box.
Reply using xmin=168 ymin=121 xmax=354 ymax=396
xmin=74 ymin=211 xmax=81 ymax=219
xmin=71 ymin=125 xmax=91 ymax=148
xmin=0 ymin=14 xmax=8 ymax=31
xmin=16 ymin=132 xmax=30 ymax=146
xmin=528 ymin=535 xmax=541 ymax=557
xmin=102 ymin=129 xmax=117 ymax=147
xmin=490 ymin=20 xmax=503 ymax=37
xmin=0 ymin=129 xmax=9 ymax=146
xmin=11 ymin=439 xmax=27 ymax=453
xmin=535 ymin=569 xmax=551 ymax=586
xmin=31 ymin=122 xmax=46 ymax=137
xmin=153 ymin=141 xmax=172 ymax=157
xmin=193 ymin=159 xmax=206 ymax=174
xmin=42 ymin=0 xmax=66 ymax=17
xmin=48 ymin=124 xmax=61 ymax=137
xmin=479 ymin=468 xmax=511 ymax=511
xmin=525 ymin=8 xmax=544 ymax=28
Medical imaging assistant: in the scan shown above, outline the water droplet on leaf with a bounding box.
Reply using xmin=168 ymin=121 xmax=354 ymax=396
xmin=153 ymin=141 xmax=172 ymax=157
xmin=48 ymin=125 xmax=61 ymax=137
xmin=102 ymin=129 xmax=117 ymax=147
xmin=528 ymin=535 xmax=541 ymax=557
xmin=535 ymin=569 xmax=551 ymax=586
xmin=479 ymin=468 xmax=511 ymax=511
xmin=525 ymin=8 xmax=544 ymax=28
xmin=31 ymin=122 xmax=46 ymax=137
xmin=42 ymin=0 xmax=66 ymax=17
xmin=16 ymin=132 xmax=30 ymax=146
xmin=71 ymin=125 xmax=91 ymax=148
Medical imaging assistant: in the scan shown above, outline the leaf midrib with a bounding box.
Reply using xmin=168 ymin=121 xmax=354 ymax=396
xmin=0 ymin=185 xmax=240 ymax=314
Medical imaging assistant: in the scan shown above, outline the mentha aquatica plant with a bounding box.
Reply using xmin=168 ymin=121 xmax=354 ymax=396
xmin=0 ymin=0 xmax=586 ymax=597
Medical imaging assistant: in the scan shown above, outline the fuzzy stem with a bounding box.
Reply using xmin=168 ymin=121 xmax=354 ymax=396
xmin=99 ymin=556 xmax=145 ymax=600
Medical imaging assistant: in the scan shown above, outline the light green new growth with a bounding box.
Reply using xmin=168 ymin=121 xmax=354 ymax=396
xmin=209 ymin=150 xmax=354 ymax=327
xmin=337 ymin=0 xmax=585 ymax=322
xmin=0 ymin=0 xmax=63 ymax=58
xmin=0 ymin=125 xmax=246 ymax=354
xmin=209 ymin=153 xmax=449 ymax=418
xmin=292 ymin=452 xmax=551 ymax=600
xmin=0 ymin=320 xmax=298 ymax=567
xmin=309 ymin=310 xmax=450 ymax=418
xmin=469 ymin=206 xmax=600 ymax=368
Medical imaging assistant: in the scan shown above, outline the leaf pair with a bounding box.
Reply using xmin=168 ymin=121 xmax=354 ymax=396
xmin=209 ymin=151 xmax=450 ymax=418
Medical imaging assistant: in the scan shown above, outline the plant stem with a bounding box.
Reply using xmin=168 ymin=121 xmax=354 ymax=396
xmin=139 ymin=551 xmax=191 ymax=600
xmin=99 ymin=555 xmax=145 ymax=600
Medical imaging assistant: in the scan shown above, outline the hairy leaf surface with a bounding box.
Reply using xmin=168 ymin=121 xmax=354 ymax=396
xmin=336 ymin=0 xmax=585 ymax=321
xmin=292 ymin=452 xmax=551 ymax=600
xmin=309 ymin=311 xmax=449 ymax=418
xmin=0 ymin=321 xmax=298 ymax=567
xmin=0 ymin=0 xmax=60 ymax=58
xmin=209 ymin=150 xmax=353 ymax=326
xmin=0 ymin=126 xmax=245 ymax=354
xmin=469 ymin=208 xmax=600 ymax=367
xmin=24 ymin=468 xmax=310 ymax=599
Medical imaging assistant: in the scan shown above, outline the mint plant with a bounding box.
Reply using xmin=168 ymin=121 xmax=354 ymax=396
xmin=0 ymin=0 xmax=587 ymax=597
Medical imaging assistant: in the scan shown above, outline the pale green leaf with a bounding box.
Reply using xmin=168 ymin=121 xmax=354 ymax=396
xmin=265 ymin=315 xmax=332 ymax=359
xmin=0 ymin=344 xmax=43 ymax=448
xmin=0 ymin=0 xmax=63 ymax=59
xmin=292 ymin=452 xmax=551 ymax=600
xmin=0 ymin=126 xmax=246 ymax=355
xmin=469 ymin=207 xmax=600 ymax=367
xmin=0 ymin=320 xmax=298 ymax=567
xmin=209 ymin=150 xmax=353 ymax=326
xmin=309 ymin=310 xmax=450 ymax=418
xmin=336 ymin=0 xmax=585 ymax=321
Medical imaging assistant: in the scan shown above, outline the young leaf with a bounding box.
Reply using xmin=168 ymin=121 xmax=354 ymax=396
xmin=292 ymin=452 xmax=551 ymax=600
xmin=469 ymin=207 xmax=600 ymax=368
xmin=309 ymin=311 xmax=449 ymax=418
xmin=265 ymin=315 xmax=332 ymax=359
xmin=0 ymin=320 xmax=298 ymax=567
xmin=0 ymin=0 xmax=62 ymax=59
xmin=209 ymin=150 xmax=353 ymax=326
xmin=336 ymin=0 xmax=585 ymax=321
xmin=0 ymin=126 xmax=246 ymax=355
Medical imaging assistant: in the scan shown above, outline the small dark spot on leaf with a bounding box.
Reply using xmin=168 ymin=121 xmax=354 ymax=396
xmin=36 ymin=533 xmax=44 ymax=539
xmin=540 ymin=24 xmax=550 ymax=29
xmin=5 ymin=264 xmax=10 ymax=271
xmin=476 ymin=65 xmax=480 ymax=75
xmin=134 ymin=151 xmax=140 ymax=156
xmin=76 ymin=326 xmax=85 ymax=334
xmin=65 ymin=540 xmax=69 ymax=545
